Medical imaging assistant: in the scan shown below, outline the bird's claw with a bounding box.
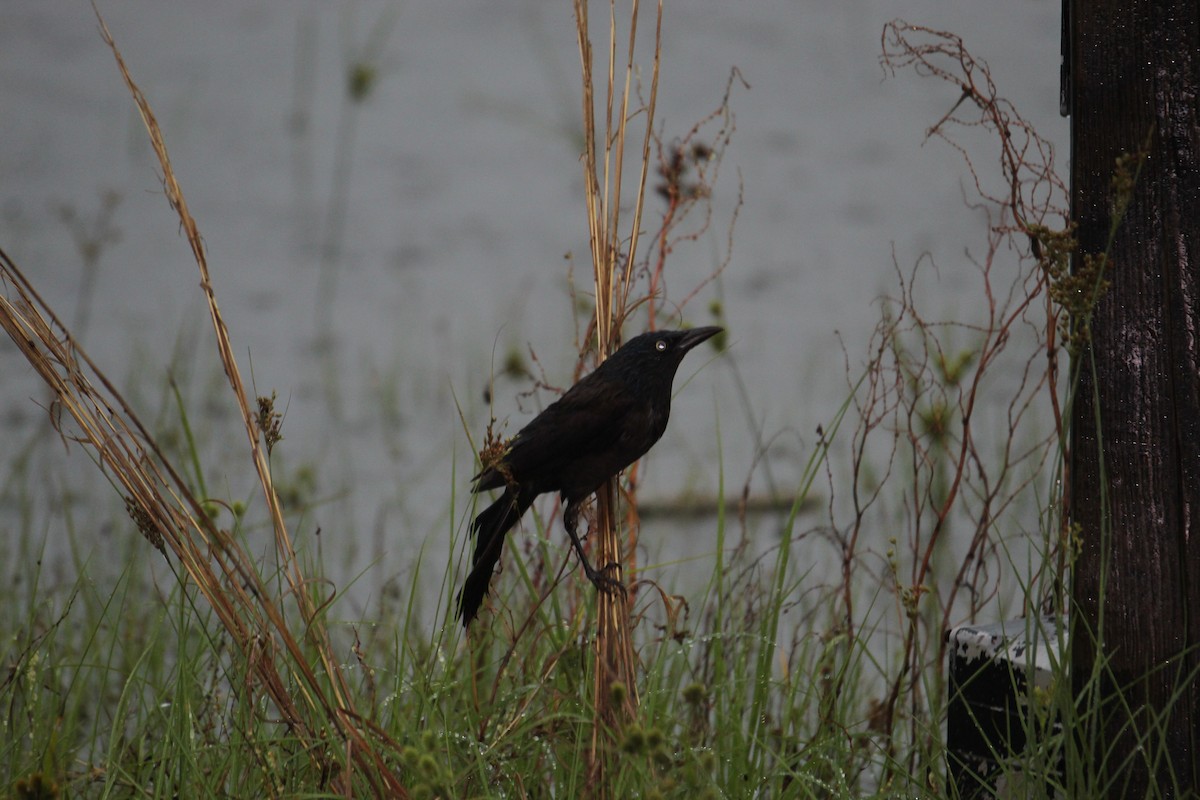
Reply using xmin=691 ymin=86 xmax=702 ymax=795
xmin=582 ymin=560 xmax=626 ymax=596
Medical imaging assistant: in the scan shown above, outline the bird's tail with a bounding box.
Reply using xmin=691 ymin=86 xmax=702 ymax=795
xmin=457 ymin=487 xmax=532 ymax=626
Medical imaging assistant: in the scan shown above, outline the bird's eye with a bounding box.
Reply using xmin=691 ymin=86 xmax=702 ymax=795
xmin=655 ymin=339 xmax=668 ymax=352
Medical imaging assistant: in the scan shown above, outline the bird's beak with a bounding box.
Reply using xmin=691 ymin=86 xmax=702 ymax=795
xmin=678 ymin=326 xmax=723 ymax=352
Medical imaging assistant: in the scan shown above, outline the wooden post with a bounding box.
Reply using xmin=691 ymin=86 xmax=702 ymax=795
xmin=1067 ymin=0 xmax=1200 ymax=795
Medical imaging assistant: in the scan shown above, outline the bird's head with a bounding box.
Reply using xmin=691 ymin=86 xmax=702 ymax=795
xmin=603 ymin=326 xmax=723 ymax=385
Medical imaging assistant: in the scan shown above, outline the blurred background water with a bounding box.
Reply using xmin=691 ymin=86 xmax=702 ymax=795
xmin=0 ymin=1 xmax=1067 ymax=620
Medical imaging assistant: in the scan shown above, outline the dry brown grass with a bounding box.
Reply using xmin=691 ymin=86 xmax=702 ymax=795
xmin=0 ymin=6 xmax=408 ymax=796
xmin=571 ymin=0 xmax=663 ymax=784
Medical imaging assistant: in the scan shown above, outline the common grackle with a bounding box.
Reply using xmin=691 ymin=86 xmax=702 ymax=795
xmin=457 ymin=326 xmax=722 ymax=626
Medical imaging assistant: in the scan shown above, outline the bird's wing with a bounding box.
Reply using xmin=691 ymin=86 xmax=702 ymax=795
xmin=475 ymin=373 xmax=635 ymax=491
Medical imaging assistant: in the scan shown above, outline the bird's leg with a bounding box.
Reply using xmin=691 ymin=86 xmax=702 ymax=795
xmin=563 ymin=497 xmax=625 ymax=595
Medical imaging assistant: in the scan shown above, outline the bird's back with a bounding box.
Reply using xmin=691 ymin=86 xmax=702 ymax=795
xmin=474 ymin=346 xmax=675 ymax=499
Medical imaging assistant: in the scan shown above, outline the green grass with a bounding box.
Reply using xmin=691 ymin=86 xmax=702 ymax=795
xmin=0 ymin=361 xmax=1046 ymax=799
xmin=0 ymin=232 xmax=1073 ymax=798
xmin=0 ymin=526 xmax=887 ymax=798
xmin=0 ymin=364 xmax=851 ymax=798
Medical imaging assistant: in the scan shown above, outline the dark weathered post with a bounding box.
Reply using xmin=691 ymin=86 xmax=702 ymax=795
xmin=1067 ymin=0 xmax=1200 ymax=795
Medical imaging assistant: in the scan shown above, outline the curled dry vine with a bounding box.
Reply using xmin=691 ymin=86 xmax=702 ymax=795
xmin=818 ymin=21 xmax=1074 ymax=785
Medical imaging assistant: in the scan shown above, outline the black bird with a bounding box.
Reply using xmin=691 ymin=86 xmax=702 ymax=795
xmin=457 ymin=326 xmax=722 ymax=626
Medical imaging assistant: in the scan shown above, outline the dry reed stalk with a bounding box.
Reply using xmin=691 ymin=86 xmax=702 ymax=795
xmin=0 ymin=8 xmax=408 ymax=796
xmin=572 ymin=0 xmax=663 ymax=785
xmin=0 ymin=246 xmax=405 ymax=796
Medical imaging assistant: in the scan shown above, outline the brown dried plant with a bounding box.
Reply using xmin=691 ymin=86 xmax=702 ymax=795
xmin=571 ymin=0 xmax=663 ymax=779
xmin=823 ymin=21 xmax=1073 ymax=784
xmin=566 ymin=2 xmax=742 ymax=790
xmin=0 ymin=7 xmax=408 ymax=796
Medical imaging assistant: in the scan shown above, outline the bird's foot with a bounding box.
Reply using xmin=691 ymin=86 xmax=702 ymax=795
xmin=581 ymin=559 xmax=627 ymax=597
